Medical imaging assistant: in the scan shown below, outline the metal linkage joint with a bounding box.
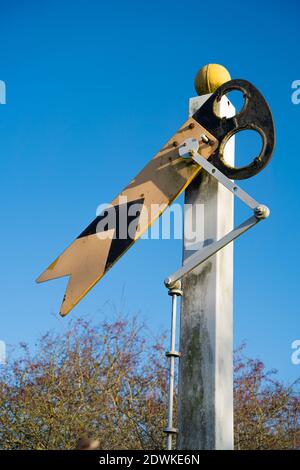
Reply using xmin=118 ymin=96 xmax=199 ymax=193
xmin=165 ymin=138 xmax=271 ymax=285
xmin=165 ymin=279 xmax=183 ymax=297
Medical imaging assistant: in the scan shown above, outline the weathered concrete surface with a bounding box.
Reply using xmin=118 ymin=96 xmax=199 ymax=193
xmin=177 ymin=95 xmax=234 ymax=450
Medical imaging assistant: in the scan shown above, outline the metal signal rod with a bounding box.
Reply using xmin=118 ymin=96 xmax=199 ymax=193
xmin=164 ymin=280 xmax=182 ymax=450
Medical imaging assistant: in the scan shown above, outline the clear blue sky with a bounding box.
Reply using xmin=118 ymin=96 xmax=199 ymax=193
xmin=0 ymin=0 xmax=299 ymax=382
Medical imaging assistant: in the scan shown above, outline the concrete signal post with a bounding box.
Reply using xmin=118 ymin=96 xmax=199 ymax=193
xmin=177 ymin=64 xmax=235 ymax=450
